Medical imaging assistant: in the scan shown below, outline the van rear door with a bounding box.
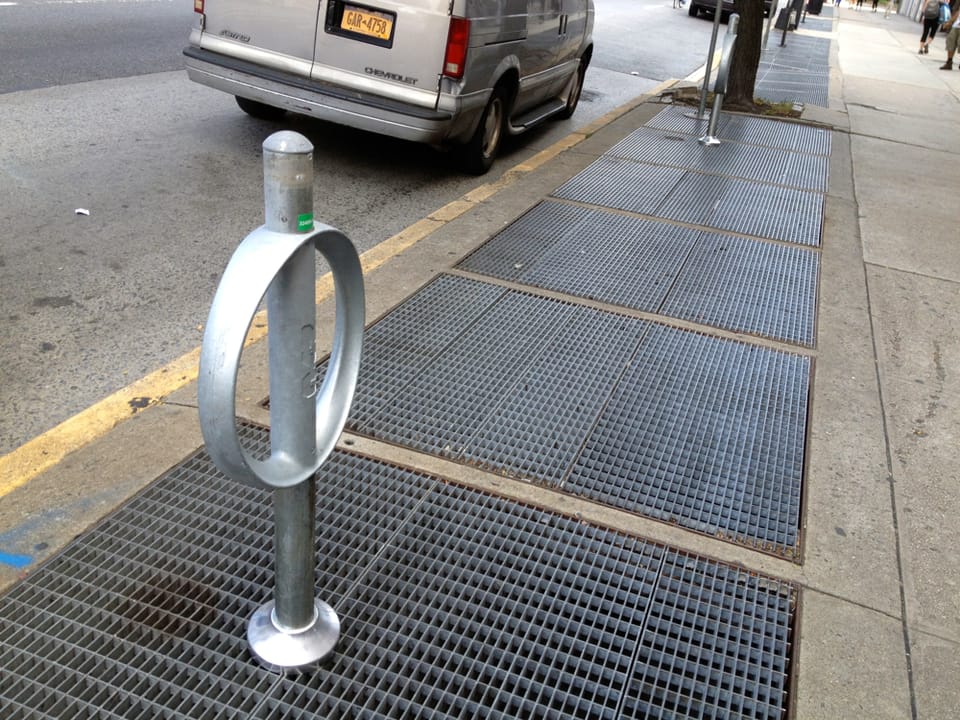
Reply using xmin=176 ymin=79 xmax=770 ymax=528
xmin=196 ymin=0 xmax=321 ymax=78
xmin=313 ymin=0 xmax=451 ymax=108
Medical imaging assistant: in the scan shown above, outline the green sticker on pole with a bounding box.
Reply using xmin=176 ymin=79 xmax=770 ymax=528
xmin=297 ymin=213 xmax=313 ymax=233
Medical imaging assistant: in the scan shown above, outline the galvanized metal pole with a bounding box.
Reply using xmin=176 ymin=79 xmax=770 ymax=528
xmin=268 ymin=256 xmax=319 ymax=635
xmin=263 ymin=133 xmax=319 ymax=634
xmin=763 ymin=0 xmax=779 ymax=49
xmin=700 ymin=14 xmax=738 ymax=146
xmin=245 ymin=132 xmax=340 ymax=671
xmin=696 ymin=0 xmax=726 ymax=121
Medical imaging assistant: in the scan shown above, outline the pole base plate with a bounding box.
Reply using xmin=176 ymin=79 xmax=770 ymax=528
xmin=248 ymin=599 xmax=340 ymax=673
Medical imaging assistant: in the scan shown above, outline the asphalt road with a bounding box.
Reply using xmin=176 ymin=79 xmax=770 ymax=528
xmin=0 ymin=0 xmax=718 ymax=455
xmin=0 ymin=0 xmax=188 ymax=93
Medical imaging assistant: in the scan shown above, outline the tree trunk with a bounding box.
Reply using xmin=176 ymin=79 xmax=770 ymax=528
xmin=725 ymin=0 xmax=765 ymax=111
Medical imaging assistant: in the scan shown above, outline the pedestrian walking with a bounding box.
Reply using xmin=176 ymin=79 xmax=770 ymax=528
xmin=884 ymin=0 xmax=898 ymax=18
xmin=940 ymin=5 xmax=960 ymax=69
xmin=856 ymin=0 xmax=864 ymax=9
xmin=871 ymin=0 xmax=878 ymax=10
xmin=920 ymin=0 xmax=941 ymax=54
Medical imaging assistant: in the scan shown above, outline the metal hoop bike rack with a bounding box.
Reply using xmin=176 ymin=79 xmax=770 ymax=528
xmin=198 ymin=131 xmax=364 ymax=672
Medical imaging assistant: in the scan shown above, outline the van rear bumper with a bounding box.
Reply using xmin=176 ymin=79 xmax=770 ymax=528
xmin=183 ymin=47 xmax=461 ymax=146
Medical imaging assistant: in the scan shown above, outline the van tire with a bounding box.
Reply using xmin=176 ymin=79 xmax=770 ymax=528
xmin=235 ymin=96 xmax=286 ymax=121
xmin=559 ymin=58 xmax=588 ymax=120
xmin=459 ymin=86 xmax=508 ymax=175
xmin=688 ymin=3 xmax=698 ymax=15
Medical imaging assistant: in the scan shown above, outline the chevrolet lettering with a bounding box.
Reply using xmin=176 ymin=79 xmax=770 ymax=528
xmin=184 ymin=0 xmax=594 ymax=174
xmin=364 ymin=67 xmax=418 ymax=86
xmin=218 ymin=29 xmax=251 ymax=43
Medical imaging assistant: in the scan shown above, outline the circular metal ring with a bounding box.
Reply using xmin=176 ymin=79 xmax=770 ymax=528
xmin=198 ymin=224 xmax=364 ymax=489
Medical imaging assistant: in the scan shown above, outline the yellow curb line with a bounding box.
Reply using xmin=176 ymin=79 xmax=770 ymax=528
xmin=0 ymin=79 xmax=680 ymax=499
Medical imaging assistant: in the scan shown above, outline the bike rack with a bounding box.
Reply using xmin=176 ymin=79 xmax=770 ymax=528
xmin=699 ymin=13 xmax=739 ymax=146
xmin=198 ymin=131 xmax=364 ymax=672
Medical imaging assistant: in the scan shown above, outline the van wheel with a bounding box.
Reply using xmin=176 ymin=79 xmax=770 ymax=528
xmin=459 ymin=86 xmax=508 ymax=175
xmin=235 ymin=96 xmax=286 ymax=121
xmin=688 ymin=3 xmax=698 ymax=16
xmin=559 ymin=58 xmax=588 ymax=120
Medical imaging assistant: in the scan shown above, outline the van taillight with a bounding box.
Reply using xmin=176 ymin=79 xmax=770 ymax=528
xmin=443 ymin=17 xmax=470 ymax=80
xmin=194 ymin=0 xmax=204 ymax=12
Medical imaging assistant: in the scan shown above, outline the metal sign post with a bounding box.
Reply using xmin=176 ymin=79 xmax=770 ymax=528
xmin=198 ymin=131 xmax=364 ymax=672
xmin=699 ymin=14 xmax=739 ymax=146
xmin=694 ymin=0 xmax=727 ymax=123
xmin=763 ymin=0 xmax=781 ymax=49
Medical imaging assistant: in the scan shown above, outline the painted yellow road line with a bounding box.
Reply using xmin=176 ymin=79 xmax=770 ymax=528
xmin=0 ymin=81 xmax=680 ymax=498
xmin=0 ymin=348 xmax=200 ymax=497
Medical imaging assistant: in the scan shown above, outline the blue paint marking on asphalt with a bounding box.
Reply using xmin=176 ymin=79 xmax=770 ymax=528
xmin=0 ymin=551 xmax=32 ymax=569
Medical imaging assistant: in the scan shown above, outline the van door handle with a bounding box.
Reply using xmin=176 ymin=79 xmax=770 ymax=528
xmin=559 ymin=14 xmax=567 ymax=35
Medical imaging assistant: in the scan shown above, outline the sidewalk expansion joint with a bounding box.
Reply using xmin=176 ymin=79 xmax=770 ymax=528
xmin=339 ymin=433 xmax=806 ymax=584
xmin=446 ymin=267 xmax=818 ymax=358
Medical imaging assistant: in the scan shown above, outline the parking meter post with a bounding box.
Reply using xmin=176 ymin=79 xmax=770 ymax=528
xmin=699 ymin=14 xmax=737 ymax=146
xmin=763 ymin=0 xmax=780 ymax=49
xmin=696 ymin=0 xmax=725 ymax=122
xmin=703 ymin=94 xmax=724 ymax=145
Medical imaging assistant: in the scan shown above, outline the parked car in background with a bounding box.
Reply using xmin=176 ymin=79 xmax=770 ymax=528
xmin=184 ymin=0 xmax=594 ymax=174
xmin=688 ymin=0 xmax=773 ymax=19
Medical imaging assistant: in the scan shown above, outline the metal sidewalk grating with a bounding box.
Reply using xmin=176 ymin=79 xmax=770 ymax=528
xmin=663 ymin=228 xmax=820 ymax=347
xmin=643 ymin=106 xmax=832 ymax=156
xmin=607 ymin=126 xmax=829 ymax=191
xmin=715 ymin=114 xmax=832 ymax=156
xmin=344 ymin=275 xmax=810 ymax=553
xmin=755 ymin=84 xmax=829 ymax=108
xmin=621 ymin=553 xmax=794 ymax=718
xmin=0 ymin=430 xmax=797 ymax=719
xmin=552 ymin=156 xmax=824 ymax=246
xmin=756 ymin=35 xmax=832 ymax=107
xmin=654 ymin=171 xmax=824 ymax=247
xmin=339 ymin=274 xmax=505 ymax=427
xmin=566 ymin=323 xmax=809 ymax=552
xmin=551 ymin=155 xmax=684 ymax=215
xmin=459 ymin=200 xmax=819 ymax=346
xmin=797 ymin=16 xmax=832 ymax=31
xmin=458 ymin=200 xmax=700 ymax=313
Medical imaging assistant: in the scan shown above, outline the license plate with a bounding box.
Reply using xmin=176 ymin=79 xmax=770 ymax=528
xmin=341 ymin=5 xmax=393 ymax=41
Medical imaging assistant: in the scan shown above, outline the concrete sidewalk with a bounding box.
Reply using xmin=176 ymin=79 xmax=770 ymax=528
xmin=800 ymin=5 xmax=960 ymax=717
xmin=0 ymin=7 xmax=960 ymax=719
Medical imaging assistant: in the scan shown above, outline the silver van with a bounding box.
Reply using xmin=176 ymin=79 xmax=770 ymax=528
xmin=184 ymin=0 xmax=594 ymax=173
